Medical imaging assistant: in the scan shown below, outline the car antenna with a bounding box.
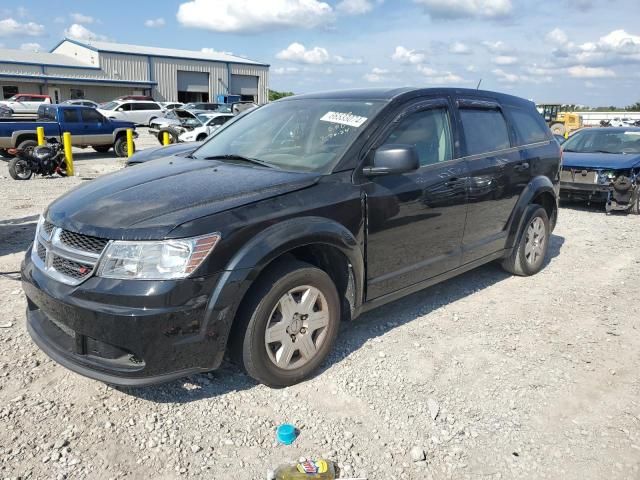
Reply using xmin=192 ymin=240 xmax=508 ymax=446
xmin=476 ymin=79 xmax=482 ymax=90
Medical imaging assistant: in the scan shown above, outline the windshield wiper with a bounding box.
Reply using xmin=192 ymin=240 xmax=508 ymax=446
xmin=200 ymin=154 xmax=276 ymax=169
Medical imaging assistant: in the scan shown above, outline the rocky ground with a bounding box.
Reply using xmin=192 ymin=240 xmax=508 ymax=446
xmin=0 ymin=138 xmax=639 ymax=479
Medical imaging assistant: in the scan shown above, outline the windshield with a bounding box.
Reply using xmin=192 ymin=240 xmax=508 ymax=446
xmin=191 ymin=99 xmax=384 ymax=173
xmin=7 ymin=95 xmax=18 ymax=101
xmin=196 ymin=113 xmax=212 ymax=123
xmin=99 ymin=101 xmax=119 ymax=111
xmin=563 ymin=129 xmax=640 ymax=154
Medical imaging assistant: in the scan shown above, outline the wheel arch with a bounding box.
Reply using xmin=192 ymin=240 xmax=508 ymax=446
xmin=199 ymin=217 xmax=365 ymax=365
xmin=506 ymin=175 xmax=558 ymax=249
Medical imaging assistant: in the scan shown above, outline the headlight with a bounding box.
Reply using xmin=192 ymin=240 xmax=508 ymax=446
xmin=97 ymin=233 xmax=220 ymax=280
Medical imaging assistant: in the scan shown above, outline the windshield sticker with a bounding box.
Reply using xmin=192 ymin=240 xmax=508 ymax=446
xmin=320 ymin=111 xmax=368 ymax=128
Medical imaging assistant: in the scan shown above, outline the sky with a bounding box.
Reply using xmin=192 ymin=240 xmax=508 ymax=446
xmin=1 ymin=0 xmax=639 ymax=107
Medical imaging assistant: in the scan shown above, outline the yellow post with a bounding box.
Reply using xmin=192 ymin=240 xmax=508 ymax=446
xmin=63 ymin=132 xmax=74 ymax=177
xmin=126 ymin=128 xmax=134 ymax=157
xmin=36 ymin=126 xmax=45 ymax=146
xmin=163 ymin=131 xmax=170 ymax=146
xmin=564 ymin=131 xmax=569 ymax=139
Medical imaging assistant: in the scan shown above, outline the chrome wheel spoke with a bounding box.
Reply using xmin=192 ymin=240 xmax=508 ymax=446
xmin=299 ymin=287 xmax=319 ymax=314
xmin=306 ymin=311 xmax=329 ymax=332
xmin=297 ymin=334 xmax=317 ymax=361
xmin=278 ymin=293 xmax=297 ymax=321
xmin=275 ymin=339 xmax=296 ymax=368
xmin=265 ymin=321 xmax=289 ymax=344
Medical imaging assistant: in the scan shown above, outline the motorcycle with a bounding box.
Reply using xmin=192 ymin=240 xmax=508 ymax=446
xmin=7 ymin=138 xmax=68 ymax=180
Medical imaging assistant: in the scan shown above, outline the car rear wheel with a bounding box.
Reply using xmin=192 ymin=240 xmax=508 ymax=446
xmin=17 ymin=139 xmax=38 ymax=154
xmin=501 ymin=205 xmax=550 ymax=276
xmin=233 ymin=260 xmax=341 ymax=387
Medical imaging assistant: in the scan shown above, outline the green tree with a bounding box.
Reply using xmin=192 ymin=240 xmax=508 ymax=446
xmin=269 ymin=89 xmax=295 ymax=102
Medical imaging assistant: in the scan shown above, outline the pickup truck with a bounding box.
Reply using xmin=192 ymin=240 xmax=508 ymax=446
xmin=0 ymin=104 xmax=135 ymax=157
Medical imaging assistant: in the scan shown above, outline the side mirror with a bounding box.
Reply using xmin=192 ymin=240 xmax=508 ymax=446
xmin=363 ymin=144 xmax=420 ymax=176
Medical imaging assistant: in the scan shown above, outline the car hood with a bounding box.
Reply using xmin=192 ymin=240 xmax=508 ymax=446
xmin=46 ymin=157 xmax=321 ymax=240
xmin=110 ymin=119 xmax=136 ymax=129
xmin=126 ymin=142 xmax=202 ymax=165
xmin=562 ymin=152 xmax=640 ymax=170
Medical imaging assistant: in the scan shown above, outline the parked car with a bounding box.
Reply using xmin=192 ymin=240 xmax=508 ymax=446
xmin=182 ymin=102 xmax=232 ymax=113
xmin=62 ymin=99 xmax=99 ymax=108
xmin=553 ymin=134 xmax=566 ymax=145
xmin=97 ymin=100 xmax=165 ymax=126
xmin=126 ymin=141 xmax=202 ymax=166
xmin=21 ymin=87 xmax=560 ymax=388
xmin=178 ymin=113 xmax=234 ymax=142
xmin=159 ymin=102 xmax=183 ymax=110
xmin=149 ymin=109 xmax=211 ymax=144
xmin=0 ymin=104 xmax=136 ymax=157
xmin=560 ymin=127 xmax=640 ymax=213
xmin=0 ymin=94 xmax=51 ymax=115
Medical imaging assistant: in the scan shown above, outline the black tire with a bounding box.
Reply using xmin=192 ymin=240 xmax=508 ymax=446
xmin=113 ymin=136 xmax=132 ymax=157
xmin=157 ymin=128 xmax=178 ymax=145
xmin=58 ymin=160 xmax=68 ymax=177
xmin=92 ymin=145 xmax=111 ymax=153
xmin=8 ymin=157 xmax=32 ymax=180
xmin=232 ymin=260 xmax=341 ymax=387
xmin=148 ymin=117 xmax=157 ymax=127
xmin=501 ymin=205 xmax=550 ymax=276
xmin=196 ymin=133 xmax=207 ymax=142
xmin=17 ymin=139 xmax=38 ymax=154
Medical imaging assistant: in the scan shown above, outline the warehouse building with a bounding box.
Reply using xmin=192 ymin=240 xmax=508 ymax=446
xmin=0 ymin=38 xmax=269 ymax=104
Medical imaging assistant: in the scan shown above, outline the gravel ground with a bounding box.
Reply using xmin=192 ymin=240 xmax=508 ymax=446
xmin=0 ymin=139 xmax=639 ymax=479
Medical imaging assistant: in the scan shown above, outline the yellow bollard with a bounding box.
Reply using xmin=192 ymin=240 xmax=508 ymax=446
xmin=36 ymin=126 xmax=45 ymax=146
xmin=63 ymin=132 xmax=74 ymax=177
xmin=163 ymin=131 xmax=170 ymax=145
xmin=126 ymin=128 xmax=134 ymax=157
xmin=564 ymin=131 xmax=569 ymax=140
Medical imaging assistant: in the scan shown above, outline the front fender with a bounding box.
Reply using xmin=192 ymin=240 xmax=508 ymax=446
xmin=196 ymin=217 xmax=365 ymax=368
xmin=505 ymin=175 xmax=558 ymax=249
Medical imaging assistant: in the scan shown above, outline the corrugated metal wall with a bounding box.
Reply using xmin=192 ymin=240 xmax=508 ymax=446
xmin=151 ymin=57 xmax=229 ymax=102
xmin=0 ymin=63 xmax=41 ymax=75
xmin=99 ymin=53 xmax=150 ymax=82
xmin=230 ymin=64 xmax=269 ymax=104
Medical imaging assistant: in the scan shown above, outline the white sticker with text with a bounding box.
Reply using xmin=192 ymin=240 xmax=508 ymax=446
xmin=320 ymin=111 xmax=368 ymax=128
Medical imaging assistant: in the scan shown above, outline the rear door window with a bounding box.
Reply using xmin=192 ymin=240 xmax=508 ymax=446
xmin=63 ymin=109 xmax=80 ymax=122
xmin=460 ymin=108 xmax=511 ymax=156
xmin=507 ymin=107 xmax=549 ymax=145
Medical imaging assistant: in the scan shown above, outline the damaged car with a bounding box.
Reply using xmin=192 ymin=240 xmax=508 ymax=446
xmin=560 ymin=127 xmax=640 ymax=214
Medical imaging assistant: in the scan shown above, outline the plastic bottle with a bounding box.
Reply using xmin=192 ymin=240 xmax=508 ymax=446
xmin=273 ymin=458 xmax=337 ymax=480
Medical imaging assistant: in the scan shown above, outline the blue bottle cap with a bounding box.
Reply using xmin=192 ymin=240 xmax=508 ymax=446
xmin=276 ymin=423 xmax=297 ymax=445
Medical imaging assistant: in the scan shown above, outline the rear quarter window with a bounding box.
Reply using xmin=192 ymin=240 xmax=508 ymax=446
xmin=507 ymin=106 xmax=550 ymax=145
xmin=460 ymin=108 xmax=511 ymax=156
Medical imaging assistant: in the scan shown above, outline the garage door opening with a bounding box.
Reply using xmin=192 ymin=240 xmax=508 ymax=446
xmin=177 ymin=71 xmax=209 ymax=103
xmin=230 ymin=74 xmax=258 ymax=103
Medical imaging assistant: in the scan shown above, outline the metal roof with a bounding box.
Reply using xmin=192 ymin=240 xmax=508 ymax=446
xmin=60 ymin=38 xmax=268 ymax=67
xmin=0 ymin=47 xmax=94 ymax=68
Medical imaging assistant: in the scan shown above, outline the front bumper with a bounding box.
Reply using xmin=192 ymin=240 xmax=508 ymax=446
xmin=22 ymin=248 xmax=226 ymax=386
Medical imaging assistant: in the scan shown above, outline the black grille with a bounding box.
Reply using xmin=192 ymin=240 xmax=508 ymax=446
xmin=43 ymin=221 xmax=55 ymax=236
xmin=51 ymin=255 xmax=93 ymax=280
xmin=59 ymin=230 xmax=109 ymax=254
xmin=36 ymin=242 xmax=46 ymax=262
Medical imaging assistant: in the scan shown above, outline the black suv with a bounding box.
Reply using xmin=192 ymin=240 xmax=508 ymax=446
xmin=22 ymin=88 xmax=561 ymax=387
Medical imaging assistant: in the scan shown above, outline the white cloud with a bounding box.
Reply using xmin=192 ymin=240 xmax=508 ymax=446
xmin=0 ymin=18 xmax=44 ymax=37
xmin=567 ymin=65 xmax=615 ymax=78
xmin=449 ymin=41 xmax=470 ymax=54
xmin=492 ymin=68 xmax=520 ymax=83
xmin=70 ymin=13 xmax=94 ymax=24
xmin=273 ymin=66 xmax=301 ymax=75
xmin=64 ymin=23 xmax=107 ymax=41
xmin=414 ymin=0 xmax=512 ymax=19
xmin=417 ymin=64 xmax=463 ymax=84
xmin=546 ymin=28 xmax=568 ymax=44
xmin=391 ymin=46 xmax=426 ymax=64
xmin=276 ymin=42 xmax=330 ymax=64
xmin=20 ymin=42 xmax=41 ymax=52
xmin=481 ymin=40 xmax=512 ymax=54
xmin=492 ymin=55 xmax=518 ymax=65
xmin=333 ymin=55 xmax=363 ymax=65
xmin=144 ymin=18 xmax=166 ymax=28
xmin=177 ymin=0 xmax=334 ymax=33
xmin=364 ymin=67 xmax=389 ymax=82
xmin=336 ymin=0 xmax=375 ymax=15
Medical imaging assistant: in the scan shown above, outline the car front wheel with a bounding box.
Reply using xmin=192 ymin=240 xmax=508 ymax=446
xmin=501 ymin=205 xmax=550 ymax=276
xmin=233 ymin=260 xmax=341 ymax=387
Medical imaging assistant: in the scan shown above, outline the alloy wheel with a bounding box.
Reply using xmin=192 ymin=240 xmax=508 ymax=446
xmin=524 ymin=217 xmax=546 ymax=266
